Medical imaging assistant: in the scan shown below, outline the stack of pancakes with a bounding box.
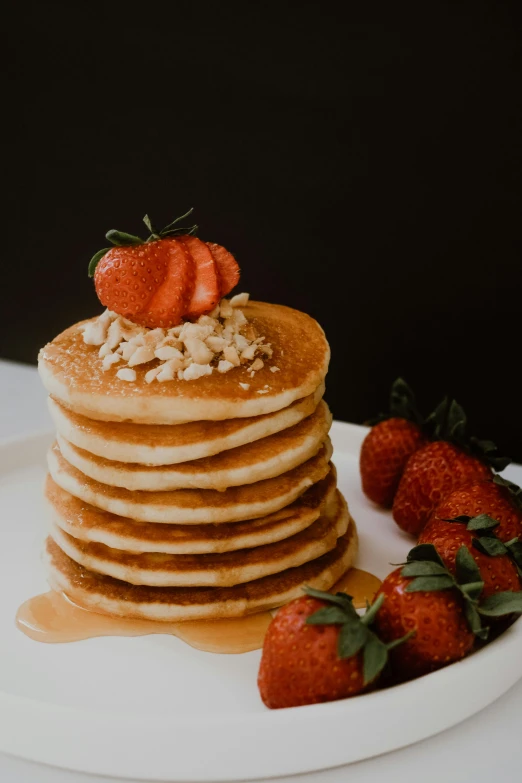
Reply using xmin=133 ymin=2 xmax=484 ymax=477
xmin=38 ymin=301 xmax=358 ymax=621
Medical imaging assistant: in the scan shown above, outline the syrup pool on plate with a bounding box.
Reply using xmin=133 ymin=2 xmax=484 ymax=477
xmin=16 ymin=568 xmax=382 ymax=653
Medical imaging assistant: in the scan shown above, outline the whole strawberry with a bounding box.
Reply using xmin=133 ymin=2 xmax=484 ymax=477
xmin=258 ymin=588 xmax=409 ymax=709
xmin=392 ymin=399 xmax=509 ymax=536
xmin=419 ymin=514 xmax=522 ymax=598
xmin=374 ymin=543 xmax=522 ymax=678
xmin=429 ymin=476 xmax=522 ymax=543
xmin=360 ymin=378 xmax=427 ymax=506
xmin=88 ymin=209 xmax=240 ymax=328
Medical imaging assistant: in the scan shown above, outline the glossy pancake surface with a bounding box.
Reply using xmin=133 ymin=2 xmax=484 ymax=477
xmin=38 ymin=301 xmax=330 ymax=424
xmin=48 ymin=440 xmax=333 ymax=524
xmin=45 ymin=526 xmax=358 ymax=621
xmin=49 ymin=491 xmax=349 ymax=587
xmin=56 ymin=401 xmax=332 ymax=490
xmin=47 ymin=385 xmax=324 ymax=465
xmin=45 ymin=469 xmax=337 ymax=553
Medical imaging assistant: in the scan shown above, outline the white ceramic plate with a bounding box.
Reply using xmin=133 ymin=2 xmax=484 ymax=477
xmin=0 ymin=423 xmax=521 ymax=782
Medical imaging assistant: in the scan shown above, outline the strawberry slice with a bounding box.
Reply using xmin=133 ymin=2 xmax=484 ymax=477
xmin=133 ymin=238 xmax=195 ymax=329
xmin=207 ymin=242 xmax=240 ymax=297
xmin=182 ymin=236 xmax=221 ymax=319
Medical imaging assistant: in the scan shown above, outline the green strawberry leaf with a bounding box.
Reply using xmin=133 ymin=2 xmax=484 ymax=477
xmin=465 ymin=514 xmax=500 ymax=532
xmin=386 ymin=629 xmax=416 ymax=650
xmin=472 ymin=536 xmax=507 ymax=557
xmin=506 ymin=540 xmax=522 ymax=569
xmin=465 ymin=601 xmax=489 ymax=640
xmin=401 ymin=561 xmax=449 ymax=578
xmin=105 ymin=229 xmax=143 ymax=246
xmin=406 ymin=544 xmax=446 ymax=567
xmin=405 ymin=575 xmax=455 ymax=592
xmin=473 ymin=438 xmax=498 ymax=454
xmin=306 ymin=606 xmax=351 ymax=625
xmin=304 ymin=586 xmax=355 ymax=611
xmin=493 ymin=475 xmax=522 ymax=512
xmin=161 ymin=224 xmax=199 ymax=238
xmin=362 ymin=634 xmax=389 ymax=685
xmin=455 ymin=546 xmax=482 ymax=586
xmin=478 ymin=591 xmax=522 ymax=617
xmin=160 ymin=207 xmax=195 ymax=234
xmin=88 ymin=248 xmax=111 ymax=278
xmin=460 ymin=580 xmax=485 ymax=601
xmin=447 ymin=400 xmax=467 ymax=441
xmin=142 ymin=214 xmax=160 ymax=240
xmin=337 ymin=622 xmax=368 ymax=659
xmin=389 ymin=378 xmax=423 ymax=425
xmin=359 ymin=593 xmax=385 ymax=626
xmin=488 ymin=455 xmax=512 ymax=472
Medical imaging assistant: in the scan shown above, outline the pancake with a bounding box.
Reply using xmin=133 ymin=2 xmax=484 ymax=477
xmin=56 ymin=400 xmax=332 ymax=491
xmin=48 ymin=439 xmax=333 ymax=524
xmin=47 ymin=384 xmax=325 ymax=465
xmin=38 ymin=301 xmax=330 ymax=424
xmin=38 ymin=302 xmax=330 ymax=424
xmin=45 ymin=468 xmax=337 ymax=553
xmin=44 ymin=525 xmax=358 ymax=621
xmin=48 ymin=490 xmax=349 ymax=587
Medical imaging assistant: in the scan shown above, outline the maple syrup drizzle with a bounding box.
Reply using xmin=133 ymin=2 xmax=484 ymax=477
xmin=16 ymin=568 xmax=381 ymax=653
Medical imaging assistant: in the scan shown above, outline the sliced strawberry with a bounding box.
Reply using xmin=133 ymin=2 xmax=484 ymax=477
xmin=182 ymin=236 xmax=221 ymax=319
xmin=207 ymin=242 xmax=240 ymax=297
xmin=94 ymin=243 xmax=168 ymax=319
xmin=133 ymin=238 xmax=195 ymax=329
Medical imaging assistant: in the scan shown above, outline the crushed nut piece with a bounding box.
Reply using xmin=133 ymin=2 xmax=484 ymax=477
xmin=145 ymin=366 xmax=162 ymax=384
xmin=183 ymin=363 xmax=213 ymax=381
xmin=230 ymin=292 xmax=250 ymax=307
xmin=102 ymin=353 xmax=121 ymax=371
xmin=239 ymin=382 xmax=250 ymax=391
xmin=270 ymin=366 xmax=280 ymax=373
xmin=116 ymin=368 xmax=136 ymax=382
xmin=128 ymin=346 xmax=155 ymax=367
xmin=83 ymin=295 xmax=272 ymax=382
xmin=223 ymin=345 xmax=240 ymax=366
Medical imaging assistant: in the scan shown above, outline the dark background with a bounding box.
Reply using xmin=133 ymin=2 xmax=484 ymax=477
xmin=5 ymin=1 xmax=522 ymax=458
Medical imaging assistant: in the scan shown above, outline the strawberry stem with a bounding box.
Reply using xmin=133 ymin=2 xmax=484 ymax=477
xmin=87 ymin=208 xmax=198 ymax=277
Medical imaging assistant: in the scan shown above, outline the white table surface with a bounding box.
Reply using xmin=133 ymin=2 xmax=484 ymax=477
xmin=0 ymin=358 xmax=520 ymax=783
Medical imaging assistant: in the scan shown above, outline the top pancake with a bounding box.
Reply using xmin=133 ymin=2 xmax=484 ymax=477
xmin=38 ymin=301 xmax=330 ymax=424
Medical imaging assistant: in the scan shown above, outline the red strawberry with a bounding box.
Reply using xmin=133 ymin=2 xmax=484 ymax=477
xmin=182 ymin=236 xmax=221 ymax=319
xmin=361 ymin=418 xmax=426 ymax=506
xmin=88 ymin=210 xmax=241 ymax=328
xmin=258 ymin=588 xmax=405 ymax=709
xmin=419 ymin=516 xmax=522 ymax=598
xmin=374 ymin=567 xmax=475 ymax=678
xmin=94 ymin=241 xmax=169 ymax=321
xmin=131 ymin=238 xmax=194 ymax=329
xmin=375 ymin=543 xmax=522 ymax=679
xmin=207 ymin=242 xmax=240 ymax=297
xmin=392 ymin=441 xmax=492 ymax=536
xmin=360 ymin=378 xmax=427 ymax=507
xmin=428 ymin=477 xmax=522 ymax=543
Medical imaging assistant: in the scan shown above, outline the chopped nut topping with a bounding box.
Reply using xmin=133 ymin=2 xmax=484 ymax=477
xmin=230 ymin=292 xmax=250 ymax=307
xmin=270 ymin=366 xmax=280 ymax=373
xmin=82 ymin=295 xmax=273 ymax=382
xmin=116 ymin=368 xmax=137 ymax=382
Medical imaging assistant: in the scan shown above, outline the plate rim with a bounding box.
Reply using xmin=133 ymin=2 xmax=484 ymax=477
xmin=1 ymin=423 xmax=521 ymax=782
